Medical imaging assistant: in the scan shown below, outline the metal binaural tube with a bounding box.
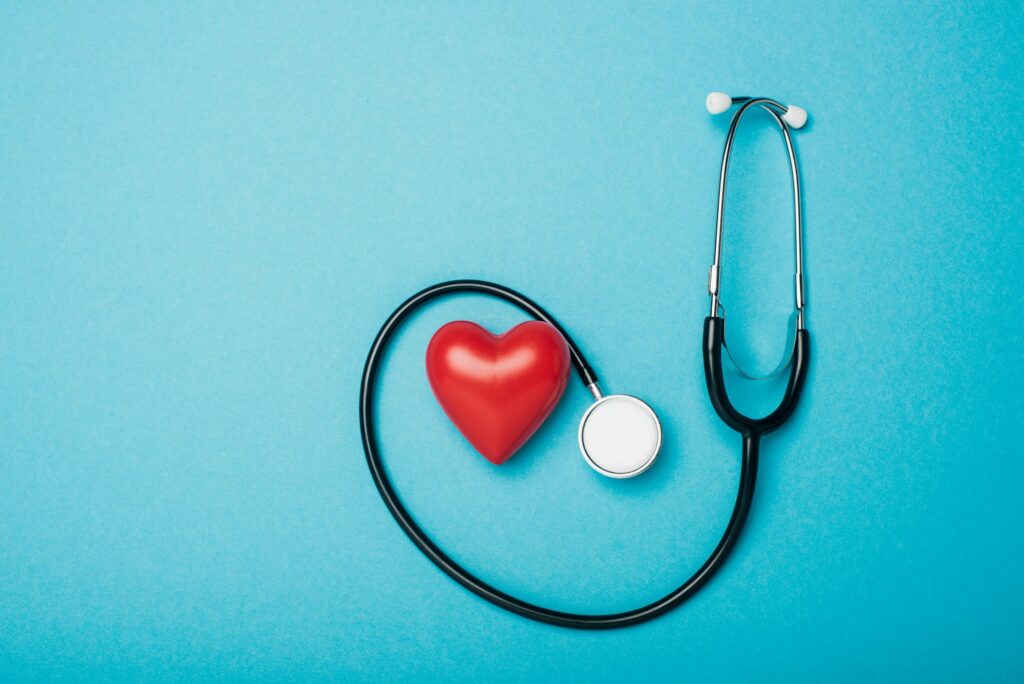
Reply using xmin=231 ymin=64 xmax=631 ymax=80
xmin=708 ymin=97 xmax=806 ymax=330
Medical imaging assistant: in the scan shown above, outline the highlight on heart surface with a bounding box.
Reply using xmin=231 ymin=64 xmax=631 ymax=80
xmin=425 ymin=320 xmax=570 ymax=464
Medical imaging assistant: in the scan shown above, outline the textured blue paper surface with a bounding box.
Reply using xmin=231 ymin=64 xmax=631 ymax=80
xmin=2 ymin=2 xmax=1022 ymax=681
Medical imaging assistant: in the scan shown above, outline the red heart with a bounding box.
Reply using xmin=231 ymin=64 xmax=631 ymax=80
xmin=426 ymin=320 xmax=570 ymax=464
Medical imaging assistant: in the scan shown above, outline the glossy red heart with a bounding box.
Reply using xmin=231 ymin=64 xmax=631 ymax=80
xmin=426 ymin=320 xmax=570 ymax=464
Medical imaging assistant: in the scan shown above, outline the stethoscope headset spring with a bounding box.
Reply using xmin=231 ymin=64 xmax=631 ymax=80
xmin=359 ymin=93 xmax=811 ymax=629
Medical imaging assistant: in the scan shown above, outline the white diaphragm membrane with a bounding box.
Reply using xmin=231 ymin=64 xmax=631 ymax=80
xmin=578 ymin=395 xmax=662 ymax=478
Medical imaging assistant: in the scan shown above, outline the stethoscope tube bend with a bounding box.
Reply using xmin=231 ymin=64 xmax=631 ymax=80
xmin=704 ymin=317 xmax=810 ymax=437
xmin=360 ymin=279 xmax=762 ymax=629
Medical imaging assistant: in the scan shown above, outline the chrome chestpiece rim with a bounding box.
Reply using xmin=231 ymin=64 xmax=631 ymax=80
xmin=578 ymin=394 xmax=662 ymax=478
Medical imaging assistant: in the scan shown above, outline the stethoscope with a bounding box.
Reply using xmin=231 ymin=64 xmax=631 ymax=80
xmin=359 ymin=92 xmax=811 ymax=629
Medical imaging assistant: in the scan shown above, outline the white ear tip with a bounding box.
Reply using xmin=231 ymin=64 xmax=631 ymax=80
xmin=706 ymin=92 xmax=732 ymax=115
xmin=782 ymin=105 xmax=807 ymax=128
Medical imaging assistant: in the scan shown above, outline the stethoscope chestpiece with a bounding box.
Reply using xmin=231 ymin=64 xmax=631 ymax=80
xmin=577 ymin=391 xmax=662 ymax=478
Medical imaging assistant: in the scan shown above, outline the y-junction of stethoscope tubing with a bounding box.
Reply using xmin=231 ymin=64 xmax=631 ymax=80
xmin=709 ymin=97 xmax=806 ymax=331
xmin=703 ymin=315 xmax=810 ymax=439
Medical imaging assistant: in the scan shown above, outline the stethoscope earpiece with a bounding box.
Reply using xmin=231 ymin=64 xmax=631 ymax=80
xmin=578 ymin=387 xmax=661 ymax=478
xmin=706 ymin=91 xmax=808 ymax=128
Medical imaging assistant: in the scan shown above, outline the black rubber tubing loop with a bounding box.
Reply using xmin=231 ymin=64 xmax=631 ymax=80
xmin=360 ymin=279 xmax=776 ymax=629
xmin=703 ymin=317 xmax=810 ymax=437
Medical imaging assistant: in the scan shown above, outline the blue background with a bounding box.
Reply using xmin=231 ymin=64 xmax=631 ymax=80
xmin=2 ymin=2 xmax=1022 ymax=681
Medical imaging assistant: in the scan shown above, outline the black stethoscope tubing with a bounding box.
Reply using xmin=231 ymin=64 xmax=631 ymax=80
xmin=359 ymin=279 xmax=809 ymax=630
